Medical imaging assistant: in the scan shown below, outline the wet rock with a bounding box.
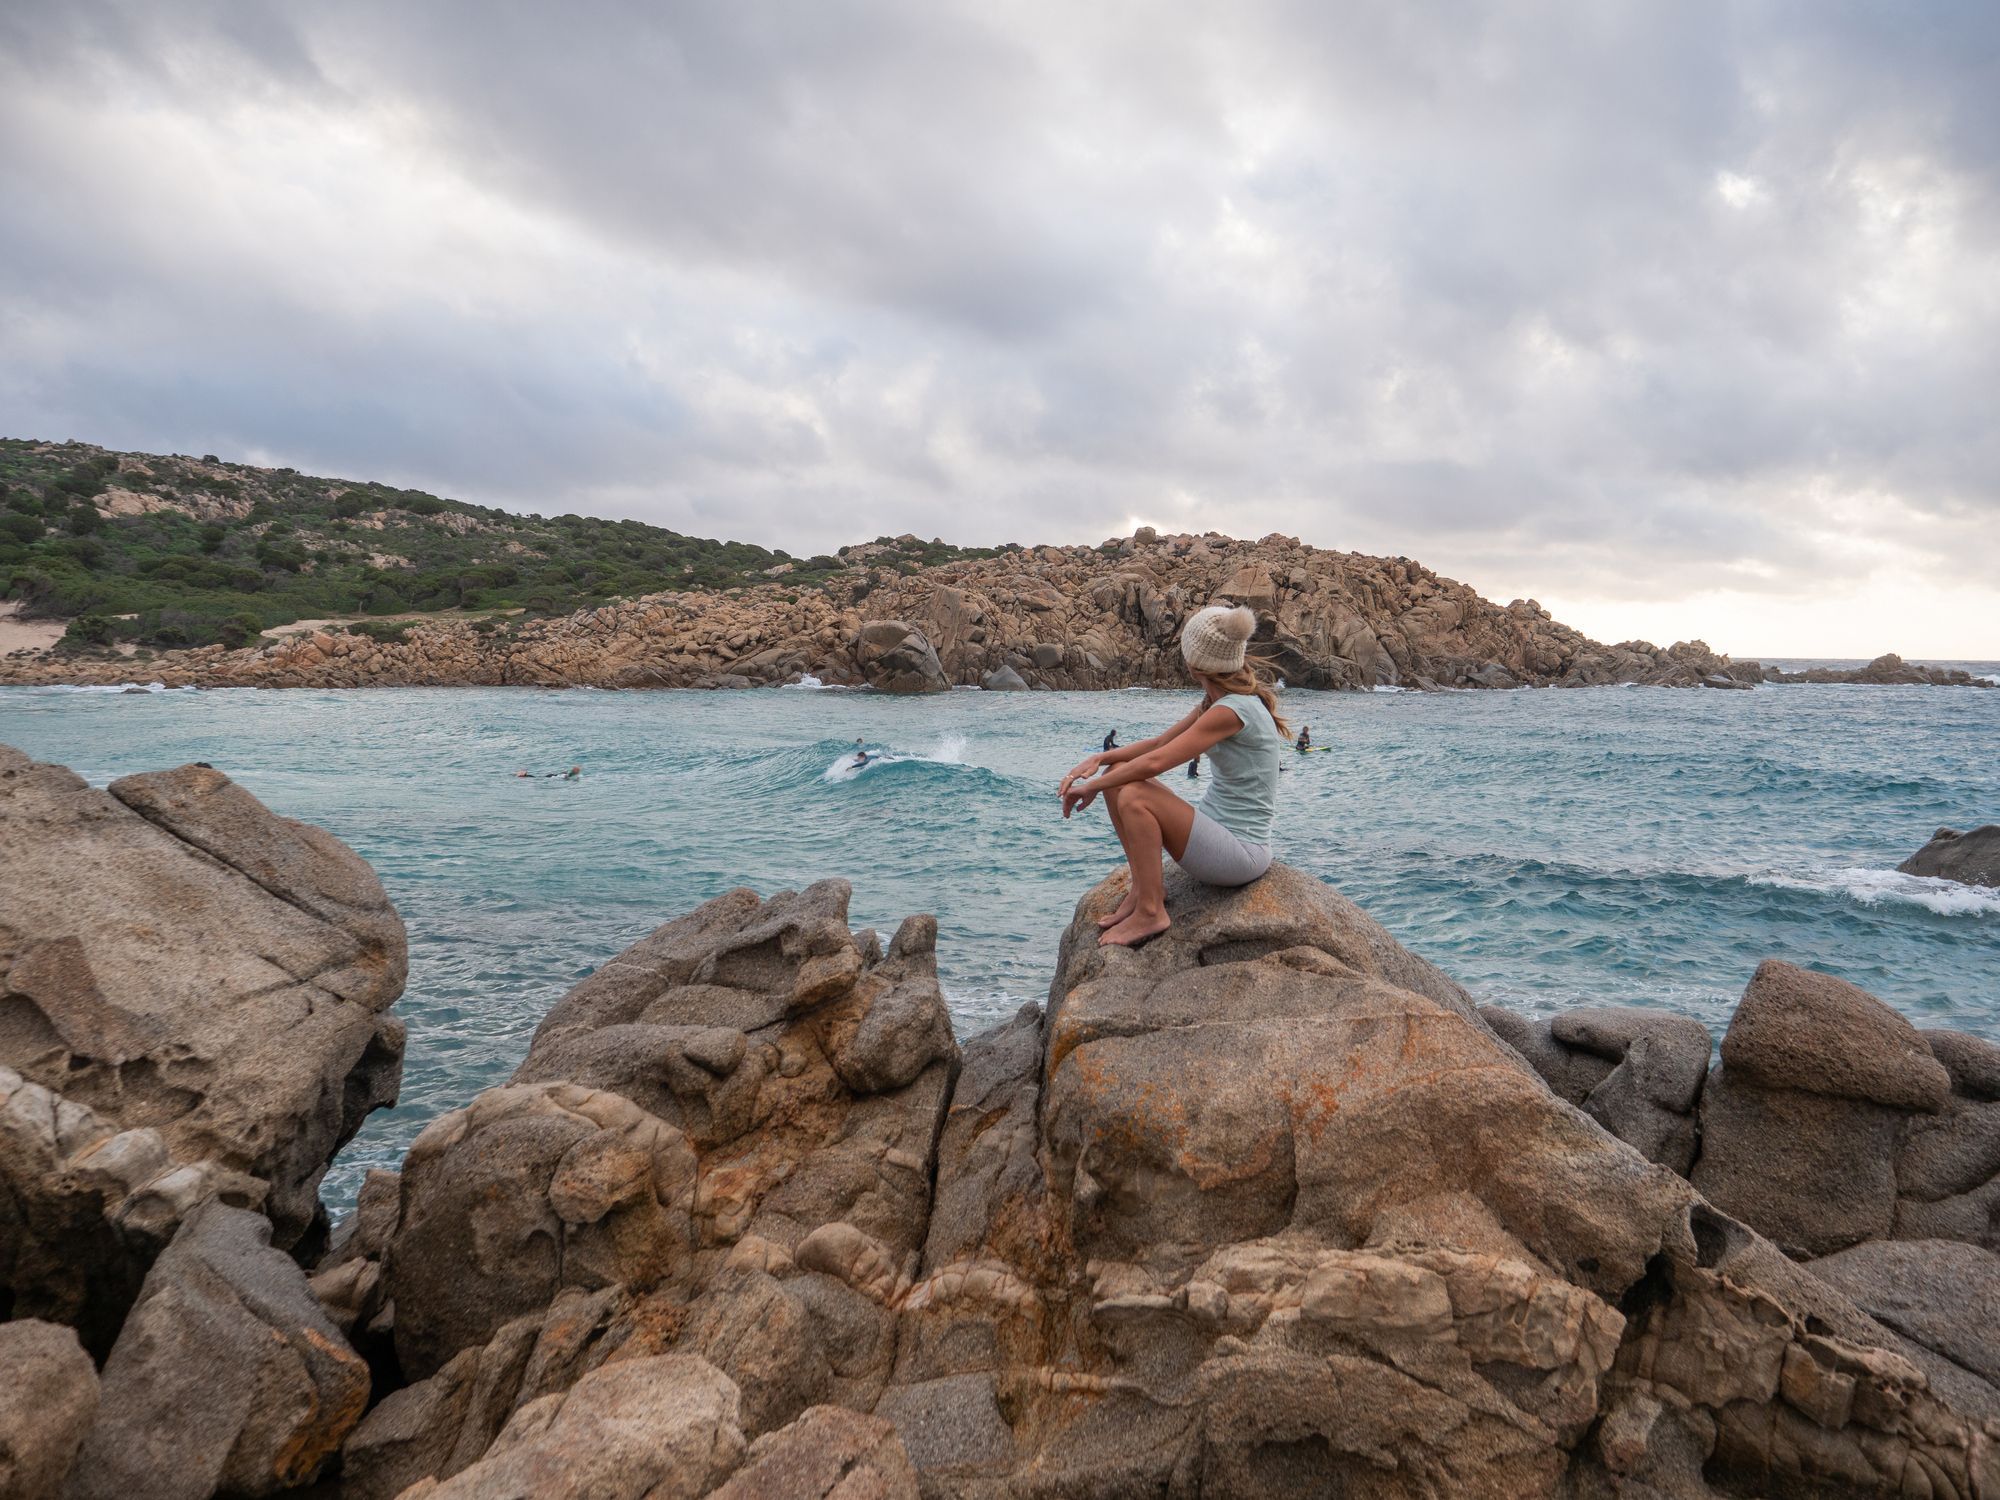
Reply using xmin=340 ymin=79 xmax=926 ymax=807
xmin=0 ymin=1319 xmax=97 ymax=1500
xmin=0 ymin=748 xmax=405 ymax=1349
xmin=401 ymin=1354 xmax=745 ymax=1500
xmin=63 ymin=1200 xmax=369 ymax=1500
xmin=1899 ymin=824 xmax=2000 ymax=888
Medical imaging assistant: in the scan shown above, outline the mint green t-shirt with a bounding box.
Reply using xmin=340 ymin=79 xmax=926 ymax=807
xmin=1199 ymin=692 xmax=1281 ymax=845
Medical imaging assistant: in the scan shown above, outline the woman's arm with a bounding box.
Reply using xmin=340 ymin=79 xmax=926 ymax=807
xmin=1058 ymin=702 xmax=1207 ymax=796
xmin=1062 ymin=703 xmax=1242 ymax=815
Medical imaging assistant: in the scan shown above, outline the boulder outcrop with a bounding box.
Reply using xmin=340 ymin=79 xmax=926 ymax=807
xmin=1768 ymin=653 xmax=1996 ymax=688
xmin=1900 ymin=825 xmax=2000 ymax=889
xmin=22 ymin=530 xmax=1974 ymax=695
xmin=315 ymin=866 xmax=1996 ymax=1498
xmin=63 ymin=1200 xmax=371 ymax=1500
xmin=1490 ymin=966 xmax=2000 ymax=1264
xmin=0 ymin=746 xmax=406 ymax=1350
xmin=1694 ymin=961 xmax=1957 ymax=1258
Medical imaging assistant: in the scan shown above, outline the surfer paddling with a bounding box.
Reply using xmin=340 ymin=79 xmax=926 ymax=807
xmin=1059 ymin=604 xmax=1284 ymax=947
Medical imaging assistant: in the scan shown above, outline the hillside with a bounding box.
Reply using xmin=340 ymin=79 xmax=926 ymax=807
xmin=5 ymin=438 xmax=1982 ymax=694
xmin=0 ymin=438 xmax=997 ymax=650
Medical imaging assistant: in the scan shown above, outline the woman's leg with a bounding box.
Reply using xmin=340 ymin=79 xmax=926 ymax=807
xmin=1097 ymin=785 xmax=1139 ymax=927
xmin=1100 ymin=781 xmax=1196 ymax=947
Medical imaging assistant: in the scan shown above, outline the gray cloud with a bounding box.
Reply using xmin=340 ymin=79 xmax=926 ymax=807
xmin=2 ymin=0 xmax=1996 ymax=649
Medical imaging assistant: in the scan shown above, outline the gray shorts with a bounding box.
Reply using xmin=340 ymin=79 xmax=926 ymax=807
xmin=1176 ymin=808 xmax=1273 ymax=887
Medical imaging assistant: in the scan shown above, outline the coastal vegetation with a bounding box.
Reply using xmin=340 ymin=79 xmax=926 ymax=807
xmin=0 ymin=438 xmax=1001 ymax=650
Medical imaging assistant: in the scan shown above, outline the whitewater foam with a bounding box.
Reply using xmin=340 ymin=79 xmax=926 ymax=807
xmin=1748 ymin=866 xmax=2000 ymax=919
xmin=821 ymin=731 xmax=971 ymax=782
xmin=32 ymin=681 xmax=194 ymax=695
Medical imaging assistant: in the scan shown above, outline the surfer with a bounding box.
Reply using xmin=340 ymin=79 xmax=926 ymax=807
xmin=1059 ymin=604 xmax=1285 ymax=948
xmin=1186 ymin=756 xmax=1199 ymax=779
xmin=1102 ymin=729 xmax=1118 ymax=753
xmin=850 ymin=738 xmax=872 ymax=769
xmin=1297 ymin=726 xmax=1311 ymax=751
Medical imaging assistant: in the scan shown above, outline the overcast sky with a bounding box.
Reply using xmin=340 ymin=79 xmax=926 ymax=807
xmin=3 ymin=2 xmax=1996 ymax=655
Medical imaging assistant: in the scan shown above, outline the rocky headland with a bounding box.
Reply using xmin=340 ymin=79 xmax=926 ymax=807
xmin=4 ymin=747 xmax=1999 ymax=1498
xmin=6 ymin=525 xmax=1989 ymax=693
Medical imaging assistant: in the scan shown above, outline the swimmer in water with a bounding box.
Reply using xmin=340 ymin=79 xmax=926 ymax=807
xmin=851 ymin=738 xmax=872 ymax=768
xmin=1186 ymin=755 xmax=1199 ymax=779
xmin=539 ymin=766 xmax=582 ymax=779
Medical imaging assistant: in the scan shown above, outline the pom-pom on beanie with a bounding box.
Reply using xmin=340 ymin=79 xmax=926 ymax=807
xmin=1180 ymin=604 xmax=1257 ymax=675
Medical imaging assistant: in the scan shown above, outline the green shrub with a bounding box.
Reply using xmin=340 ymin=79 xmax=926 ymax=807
xmin=1 ymin=512 xmax=40 ymax=543
xmin=217 ymin=611 xmax=265 ymax=648
xmin=63 ymin=614 xmax=113 ymax=646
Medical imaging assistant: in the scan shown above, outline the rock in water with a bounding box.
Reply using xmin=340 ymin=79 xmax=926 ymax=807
xmin=63 ymin=1200 xmax=370 ymax=1500
xmin=0 ymin=747 xmax=407 ymax=1350
xmin=0 ymin=1320 xmax=98 ymax=1500
xmin=852 ymin=620 xmax=949 ymax=693
xmin=1899 ymin=824 xmax=2000 ymax=888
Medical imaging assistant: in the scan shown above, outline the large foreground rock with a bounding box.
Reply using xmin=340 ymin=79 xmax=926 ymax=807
xmin=64 ymin=1200 xmax=370 ymax=1500
xmin=332 ymin=866 xmax=1999 ymax=1498
xmin=329 ymin=880 xmax=958 ymax=1490
xmin=876 ymin=868 xmax=2000 ymax=1497
xmin=1899 ymin=825 xmax=2000 ymax=888
xmin=0 ymin=1319 xmax=98 ymax=1500
xmin=0 ymin=747 xmax=406 ymax=1348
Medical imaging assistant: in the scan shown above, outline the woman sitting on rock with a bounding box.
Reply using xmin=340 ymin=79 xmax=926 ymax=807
xmin=1059 ymin=604 xmax=1285 ymax=946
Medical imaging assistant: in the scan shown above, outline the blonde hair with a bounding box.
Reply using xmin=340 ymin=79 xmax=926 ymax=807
xmin=1195 ymin=659 xmax=1291 ymax=740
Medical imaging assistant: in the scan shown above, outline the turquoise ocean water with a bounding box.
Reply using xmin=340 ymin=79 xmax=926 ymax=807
xmin=3 ymin=672 xmax=1996 ymax=1211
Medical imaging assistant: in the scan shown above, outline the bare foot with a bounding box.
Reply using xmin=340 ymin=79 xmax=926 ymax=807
xmin=1098 ymin=911 xmax=1170 ymax=948
xmin=1097 ymin=893 xmax=1138 ymax=929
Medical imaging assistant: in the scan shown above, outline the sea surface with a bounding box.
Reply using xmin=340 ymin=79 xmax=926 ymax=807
xmin=3 ymin=672 xmax=1997 ymax=1212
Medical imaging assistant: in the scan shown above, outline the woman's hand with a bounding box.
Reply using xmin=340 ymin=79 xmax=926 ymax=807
xmin=1059 ymin=754 xmax=1103 ymax=799
xmin=1061 ymin=782 xmax=1099 ymax=818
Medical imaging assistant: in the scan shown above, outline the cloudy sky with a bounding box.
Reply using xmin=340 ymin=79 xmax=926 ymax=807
xmin=3 ymin=2 xmax=1996 ymax=655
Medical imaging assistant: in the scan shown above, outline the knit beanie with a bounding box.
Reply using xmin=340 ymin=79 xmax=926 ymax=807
xmin=1180 ymin=604 xmax=1256 ymax=675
